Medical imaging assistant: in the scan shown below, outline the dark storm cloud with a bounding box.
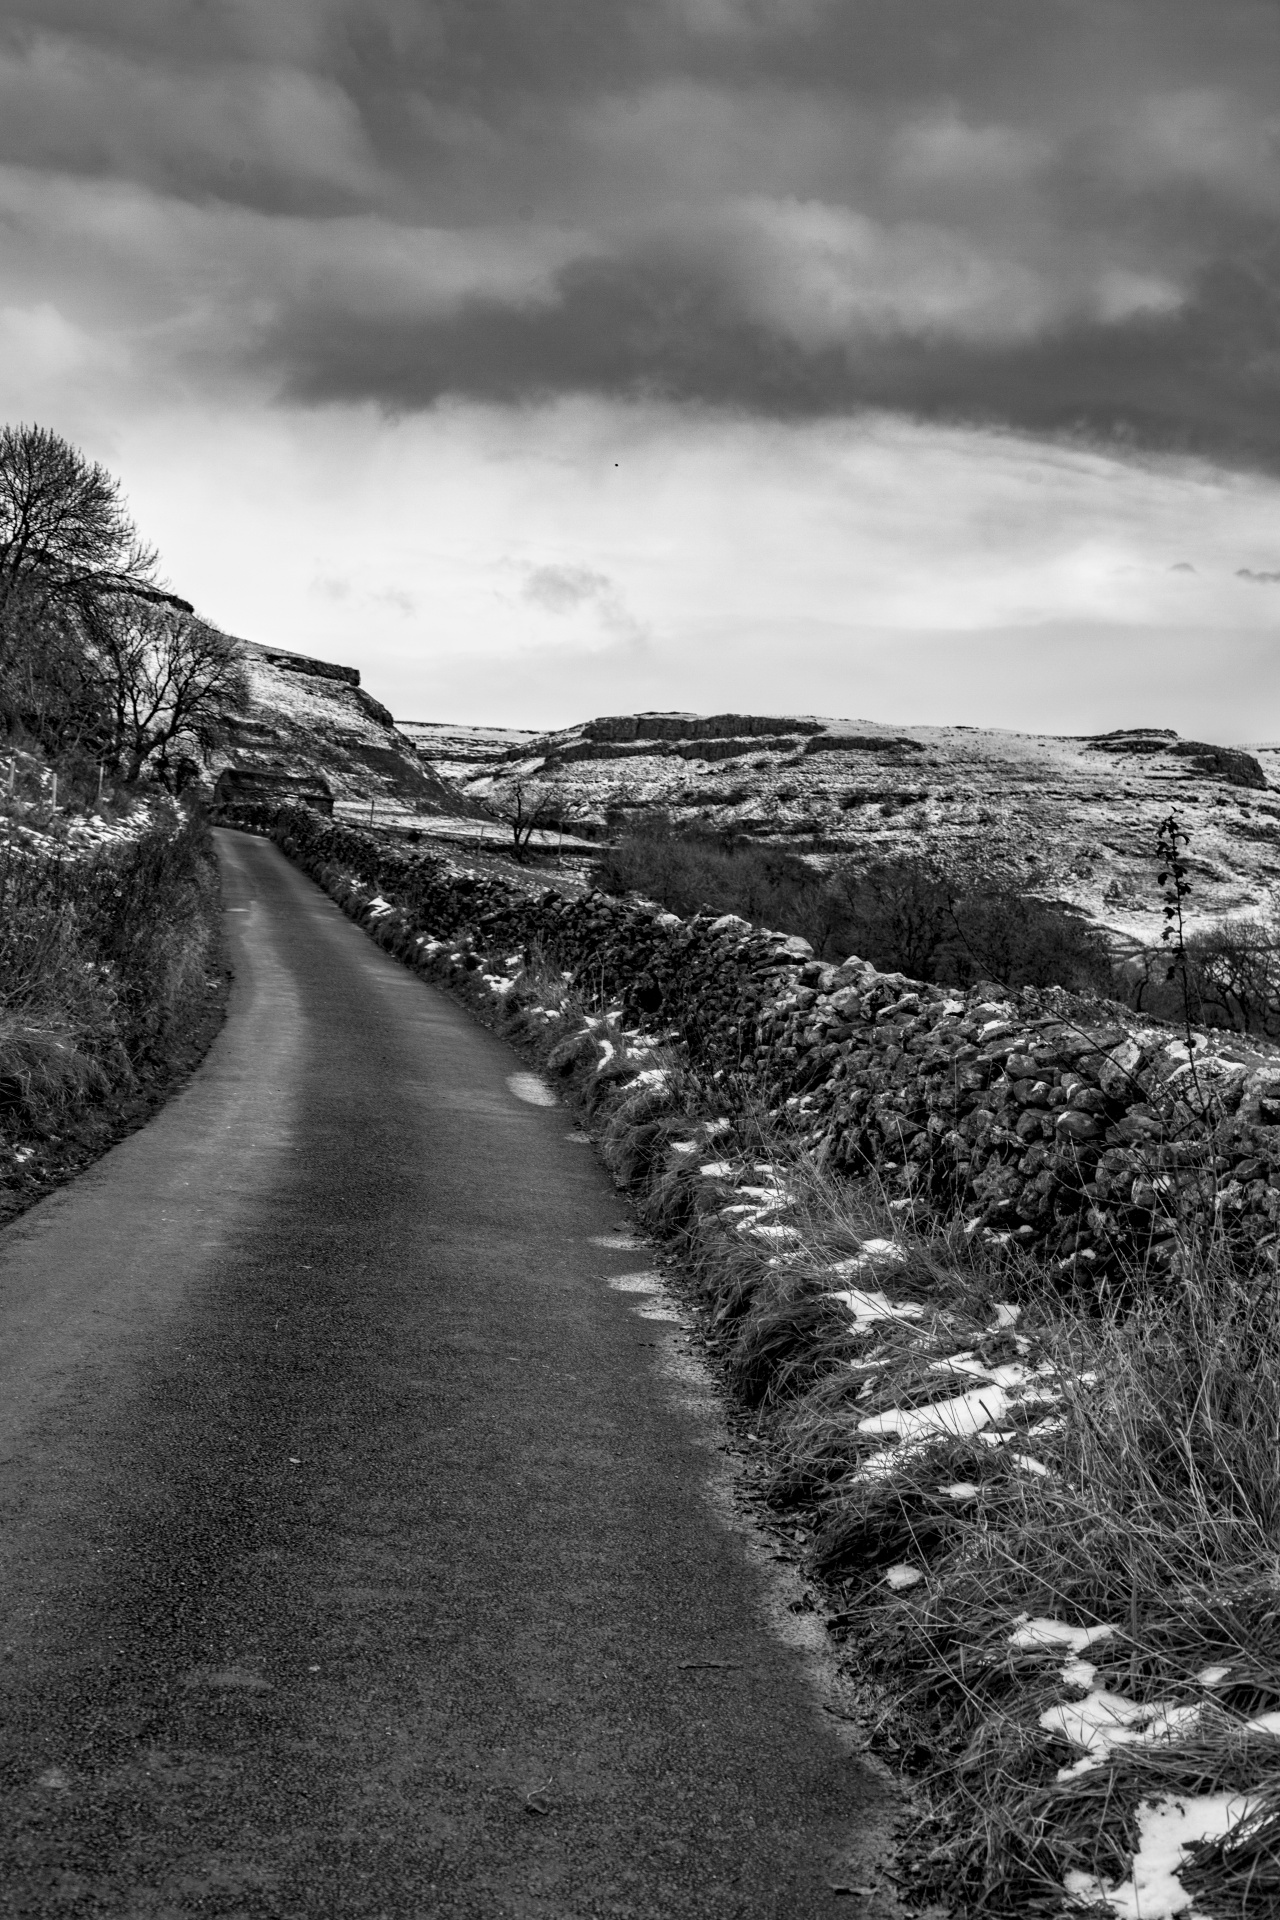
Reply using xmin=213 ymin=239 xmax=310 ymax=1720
xmin=5 ymin=0 xmax=1280 ymax=466
xmin=273 ymin=247 xmax=1280 ymax=473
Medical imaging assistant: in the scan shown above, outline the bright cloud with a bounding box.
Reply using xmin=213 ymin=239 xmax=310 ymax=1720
xmin=60 ymin=391 xmax=1276 ymax=737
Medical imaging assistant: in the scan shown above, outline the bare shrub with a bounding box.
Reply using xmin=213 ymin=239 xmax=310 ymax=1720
xmin=599 ymin=817 xmax=1115 ymax=991
xmin=84 ymin=597 xmax=249 ymax=788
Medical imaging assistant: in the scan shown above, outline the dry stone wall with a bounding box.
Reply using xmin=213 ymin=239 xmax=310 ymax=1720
xmin=256 ymin=803 xmax=1280 ymax=1279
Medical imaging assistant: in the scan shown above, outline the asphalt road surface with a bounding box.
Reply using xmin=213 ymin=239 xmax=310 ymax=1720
xmin=0 ymin=829 xmax=897 ymax=1919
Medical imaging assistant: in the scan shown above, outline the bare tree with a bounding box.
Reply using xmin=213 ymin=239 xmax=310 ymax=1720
xmin=501 ymin=781 xmax=562 ymax=861
xmin=0 ymin=424 xmax=158 ymax=632
xmin=87 ymin=597 xmax=250 ymax=787
xmin=827 ymin=853 xmax=959 ymax=980
xmin=1187 ymin=915 xmax=1280 ymax=1038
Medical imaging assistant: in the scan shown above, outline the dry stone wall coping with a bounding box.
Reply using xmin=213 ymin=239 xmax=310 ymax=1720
xmin=251 ymin=802 xmax=1280 ymax=1281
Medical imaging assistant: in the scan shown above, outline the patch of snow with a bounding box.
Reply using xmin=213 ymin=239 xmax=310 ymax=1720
xmin=594 ymin=1040 xmax=615 ymax=1071
xmin=826 ymin=1287 xmax=924 ymax=1329
xmin=1009 ymin=1618 xmax=1119 ymax=1655
xmin=828 ymin=1239 xmax=908 ymax=1280
xmin=858 ymin=1382 xmax=1009 ymax=1443
xmin=507 ymin=1072 xmax=558 ymax=1107
xmin=989 ymin=1302 xmax=1021 ymax=1328
xmin=1245 ymin=1709 xmax=1280 ymax=1735
xmin=699 ymin=1161 xmax=735 ymax=1178
xmin=1043 ymin=1692 xmax=1202 ymax=1781
xmin=884 ymin=1564 xmax=924 ymax=1590
xmin=747 ymin=1222 xmax=802 ymax=1241
xmin=1012 ymin=1453 xmax=1051 ymax=1476
xmin=927 ymin=1353 xmax=1045 ymax=1389
xmin=1060 ymin=1659 xmax=1100 ymax=1690
xmin=670 ymin=1141 xmax=697 ymax=1155
xmin=1195 ymin=1665 xmax=1231 ymax=1688
xmin=939 ymin=1482 xmax=980 ymax=1501
xmin=1064 ymin=1792 xmax=1262 ymax=1918
xmin=603 ymin=1270 xmax=663 ymax=1293
xmin=861 ymin=1237 xmax=907 ymax=1262
xmin=855 ymin=1445 xmax=918 ymax=1480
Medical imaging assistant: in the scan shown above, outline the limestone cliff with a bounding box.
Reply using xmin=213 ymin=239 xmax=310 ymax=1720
xmin=214 ymin=642 xmax=461 ymax=815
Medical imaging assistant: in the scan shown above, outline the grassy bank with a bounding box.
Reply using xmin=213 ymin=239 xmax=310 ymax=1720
xmin=503 ymin=965 xmax=1280 ymax=1918
xmin=279 ymin=833 xmax=1280 ymax=1919
xmin=0 ymin=806 xmax=227 ymax=1220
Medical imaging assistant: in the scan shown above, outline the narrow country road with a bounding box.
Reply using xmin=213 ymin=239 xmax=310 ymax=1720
xmin=0 ymin=830 xmax=896 ymax=1919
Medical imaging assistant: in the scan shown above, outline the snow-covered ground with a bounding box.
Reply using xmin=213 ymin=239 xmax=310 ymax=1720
xmin=400 ymin=710 xmax=1280 ymax=940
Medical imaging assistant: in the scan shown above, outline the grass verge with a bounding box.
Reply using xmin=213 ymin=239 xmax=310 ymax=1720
xmin=0 ymin=807 xmax=230 ymax=1224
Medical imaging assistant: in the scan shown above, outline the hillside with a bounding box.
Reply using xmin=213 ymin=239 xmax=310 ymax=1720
xmin=231 ymin=653 xmax=1280 ymax=943
xmin=396 ymin=719 xmax=539 ymax=783
xmin=420 ymin=711 xmax=1280 ymax=940
xmin=212 ymin=643 xmax=460 ymax=816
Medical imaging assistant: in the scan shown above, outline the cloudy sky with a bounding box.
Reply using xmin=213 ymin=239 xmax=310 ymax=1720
xmin=3 ymin=0 xmax=1279 ymax=736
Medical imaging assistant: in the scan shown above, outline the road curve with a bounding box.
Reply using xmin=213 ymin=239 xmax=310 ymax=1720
xmin=0 ymin=829 xmax=896 ymax=1918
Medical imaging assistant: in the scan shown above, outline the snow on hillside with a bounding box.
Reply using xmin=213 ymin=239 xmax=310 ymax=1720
xmin=411 ymin=711 xmax=1280 ymax=939
xmin=213 ymin=643 xmax=462 ymax=814
xmin=232 ymin=637 xmax=1279 ymax=942
xmin=396 ymin=719 xmax=539 ymax=784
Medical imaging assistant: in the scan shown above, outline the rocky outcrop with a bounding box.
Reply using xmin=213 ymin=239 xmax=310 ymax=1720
xmin=252 ymin=803 xmax=1280 ymax=1282
xmin=802 ymin=734 xmax=927 ymax=756
xmin=579 ymin=713 xmax=828 ymax=745
xmin=1086 ymin=730 xmax=1267 ymax=789
xmin=546 ymin=734 xmax=806 ymax=766
xmin=214 ymin=642 xmax=461 ymax=814
xmin=254 ymin=647 xmax=360 ymax=688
